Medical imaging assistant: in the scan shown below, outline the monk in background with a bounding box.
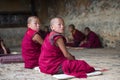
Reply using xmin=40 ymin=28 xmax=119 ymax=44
xmin=66 ymin=24 xmax=85 ymax=47
xmin=38 ymin=26 xmax=50 ymax=40
xmin=80 ymin=27 xmax=102 ymax=48
xmin=0 ymin=37 xmax=10 ymax=55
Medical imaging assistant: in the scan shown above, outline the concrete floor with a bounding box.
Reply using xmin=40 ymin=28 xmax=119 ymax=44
xmin=0 ymin=48 xmax=120 ymax=80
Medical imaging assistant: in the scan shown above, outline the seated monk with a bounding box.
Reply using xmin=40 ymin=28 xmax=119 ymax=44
xmin=66 ymin=24 xmax=85 ymax=47
xmin=79 ymin=27 xmax=102 ymax=48
xmin=38 ymin=26 xmax=50 ymax=39
xmin=44 ymin=26 xmax=50 ymax=37
xmin=22 ymin=16 xmax=43 ymax=69
xmin=0 ymin=37 xmax=10 ymax=55
xmin=39 ymin=17 xmax=95 ymax=78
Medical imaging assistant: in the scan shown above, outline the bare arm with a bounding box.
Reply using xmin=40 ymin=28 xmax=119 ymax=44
xmin=79 ymin=37 xmax=87 ymax=46
xmin=1 ymin=41 xmax=7 ymax=54
xmin=32 ymin=34 xmax=43 ymax=45
xmin=56 ymin=38 xmax=75 ymax=60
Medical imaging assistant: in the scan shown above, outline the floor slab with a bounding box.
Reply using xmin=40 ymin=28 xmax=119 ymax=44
xmin=0 ymin=48 xmax=120 ymax=80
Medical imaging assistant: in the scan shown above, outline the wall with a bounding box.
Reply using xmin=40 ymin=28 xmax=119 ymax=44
xmin=47 ymin=0 xmax=120 ymax=48
xmin=0 ymin=0 xmax=30 ymax=12
xmin=0 ymin=0 xmax=48 ymax=49
xmin=0 ymin=0 xmax=120 ymax=48
xmin=0 ymin=0 xmax=31 ymax=49
xmin=0 ymin=28 xmax=27 ymax=48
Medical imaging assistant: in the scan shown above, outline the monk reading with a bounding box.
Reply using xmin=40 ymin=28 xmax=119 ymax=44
xmin=80 ymin=27 xmax=102 ymax=48
xmin=22 ymin=16 xmax=43 ymax=69
xmin=39 ymin=17 xmax=95 ymax=78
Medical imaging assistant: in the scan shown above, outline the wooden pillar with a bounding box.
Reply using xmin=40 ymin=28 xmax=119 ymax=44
xmin=37 ymin=0 xmax=48 ymax=24
xmin=30 ymin=0 xmax=37 ymax=16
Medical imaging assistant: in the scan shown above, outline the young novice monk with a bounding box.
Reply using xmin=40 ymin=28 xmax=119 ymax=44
xmin=39 ymin=17 xmax=95 ymax=78
xmin=67 ymin=24 xmax=85 ymax=47
xmin=22 ymin=16 xmax=43 ymax=69
xmin=80 ymin=27 xmax=102 ymax=48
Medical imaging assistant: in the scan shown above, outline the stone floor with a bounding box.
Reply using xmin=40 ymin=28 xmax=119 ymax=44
xmin=0 ymin=48 xmax=120 ymax=80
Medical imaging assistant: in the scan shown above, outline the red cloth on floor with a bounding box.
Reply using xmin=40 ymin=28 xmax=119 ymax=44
xmin=0 ymin=54 xmax=23 ymax=64
xmin=62 ymin=60 xmax=95 ymax=78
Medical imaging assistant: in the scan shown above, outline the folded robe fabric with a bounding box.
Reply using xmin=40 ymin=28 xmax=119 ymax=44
xmin=0 ymin=54 xmax=23 ymax=64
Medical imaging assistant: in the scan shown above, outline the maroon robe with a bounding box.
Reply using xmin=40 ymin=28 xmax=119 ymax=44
xmin=80 ymin=31 xmax=102 ymax=48
xmin=39 ymin=31 xmax=95 ymax=78
xmin=22 ymin=28 xmax=41 ymax=69
xmin=67 ymin=29 xmax=85 ymax=47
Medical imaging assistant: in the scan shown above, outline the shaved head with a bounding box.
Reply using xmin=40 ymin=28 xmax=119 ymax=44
xmin=27 ymin=16 xmax=39 ymax=24
xmin=50 ymin=17 xmax=63 ymax=26
xmin=27 ymin=16 xmax=40 ymax=32
xmin=49 ymin=17 xmax=65 ymax=33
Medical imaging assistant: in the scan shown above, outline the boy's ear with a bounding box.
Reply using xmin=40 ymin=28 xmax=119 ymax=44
xmin=50 ymin=25 xmax=54 ymax=30
xmin=27 ymin=24 xmax=30 ymax=28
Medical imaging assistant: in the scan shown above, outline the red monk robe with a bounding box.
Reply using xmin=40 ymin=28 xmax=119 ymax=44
xmin=80 ymin=31 xmax=102 ymax=48
xmin=39 ymin=31 xmax=95 ymax=78
xmin=22 ymin=28 xmax=41 ymax=69
xmin=67 ymin=29 xmax=85 ymax=47
xmin=72 ymin=29 xmax=85 ymax=46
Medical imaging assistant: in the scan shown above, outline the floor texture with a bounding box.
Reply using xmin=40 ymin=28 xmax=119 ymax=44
xmin=0 ymin=48 xmax=120 ymax=80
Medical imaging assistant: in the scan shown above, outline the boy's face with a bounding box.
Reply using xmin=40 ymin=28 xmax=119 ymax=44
xmin=28 ymin=18 xmax=40 ymax=32
xmin=68 ymin=27 xmax=73 ymax=32
xmin=51 ymin=18 xmax=65 ymax=34
xmin=84 ymin=29 xmax=89 ymax=36
xmin=44 ymin=28 xmax=48 ymax=32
